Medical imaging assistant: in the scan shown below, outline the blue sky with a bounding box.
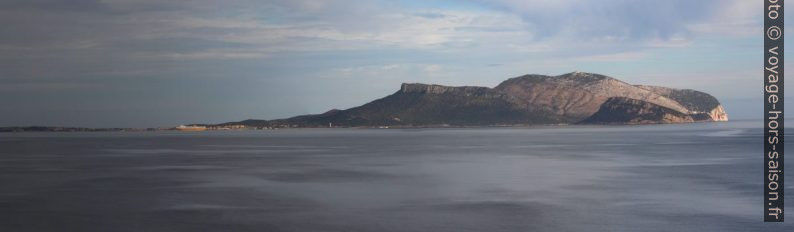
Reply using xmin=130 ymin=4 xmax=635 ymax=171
xmin=0 ymin=0 xmax=782 ymax=127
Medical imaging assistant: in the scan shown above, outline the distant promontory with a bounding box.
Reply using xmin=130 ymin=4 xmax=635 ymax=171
xmin=214 ymin=72 xmax=728 ymax=128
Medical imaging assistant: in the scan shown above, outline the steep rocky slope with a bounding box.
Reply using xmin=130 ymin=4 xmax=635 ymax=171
xmin=635 ymin=85 xmax=728 ymax=121
xmin=494 ymin=72 xmax=690 ymax=122
xmin=580 ymin=97 xmax=695 ymax=124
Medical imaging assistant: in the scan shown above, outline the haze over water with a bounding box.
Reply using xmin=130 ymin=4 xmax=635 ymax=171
xmin=1 ymin=120 xmax=792 ymax=231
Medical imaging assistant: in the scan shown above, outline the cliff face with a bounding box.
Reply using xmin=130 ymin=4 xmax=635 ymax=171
xmin=580 ymin=97 xmax=695 ymax=124
xmin=635 ymin=85 xmax=728 ymax=121
xmin=708 ymin=105 xmax=729 ymax=121
xmin=494 ymin=72 xmax=690 ymax=122
xmin=400 ymin=83 xmax=496 ymax=96
xmin=222 ymin=72 xmax=728 ymax=127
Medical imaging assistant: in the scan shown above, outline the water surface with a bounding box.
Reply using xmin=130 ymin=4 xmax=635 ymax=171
xmin=1 ymin=120 xmax=791 ymax=231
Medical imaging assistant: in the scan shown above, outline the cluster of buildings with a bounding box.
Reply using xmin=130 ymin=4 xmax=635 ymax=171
xmin=174 ymin=124 xmax=286 ymax=131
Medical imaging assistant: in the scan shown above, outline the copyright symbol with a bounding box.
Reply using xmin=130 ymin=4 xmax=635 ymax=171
xmin=767 ymin=26 xmax=782 ymax=40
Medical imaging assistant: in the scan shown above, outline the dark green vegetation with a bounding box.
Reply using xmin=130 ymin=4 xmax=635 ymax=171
xmin=230 ymin=84 xmax=562 ymax=128
xmin=580 ymin=97 xmax=694 ymax=124
xmin=635 ymin=85 xmax=722 ymax=113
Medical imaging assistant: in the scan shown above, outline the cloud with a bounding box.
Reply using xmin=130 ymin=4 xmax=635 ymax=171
xmin=471 ymin=0 xmax=759 ymax=41
xmin=574 ymin=51 xmax=648 ymax=62
xmin=424 ymin=64 xmax=443 ymax=72
xmin=0 ymin=0 xmax=764 ymax=83
xmin=0 ymin=0 xmax=767 ymax=127
xmin=685 ymin=0 xmax=760 ymax=36
xmin=0 ymin=0 xmax=760 ymax=63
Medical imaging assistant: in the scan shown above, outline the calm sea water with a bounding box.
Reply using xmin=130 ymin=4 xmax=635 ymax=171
xmin=0 ymin=120 xmax=792 ymax=231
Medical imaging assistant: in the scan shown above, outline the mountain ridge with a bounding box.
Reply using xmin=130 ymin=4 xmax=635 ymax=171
xmin=217 ymin=72 xmax=728 ymax=128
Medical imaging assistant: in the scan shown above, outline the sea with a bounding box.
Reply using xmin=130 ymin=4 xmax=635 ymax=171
xmin=1 ymin=120 xmax=792 ymax=231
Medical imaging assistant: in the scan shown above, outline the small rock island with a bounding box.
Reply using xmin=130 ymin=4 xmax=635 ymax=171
xmin=220 ymin=72 xmax=728 ymax=128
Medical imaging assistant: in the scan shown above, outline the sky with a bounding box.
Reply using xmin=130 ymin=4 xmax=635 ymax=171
xmin=0 ymin=0 xmax=785 ymax=127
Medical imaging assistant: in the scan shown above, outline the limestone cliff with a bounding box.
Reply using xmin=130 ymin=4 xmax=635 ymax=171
xmin=580 ymin=97 xmax=695 ymax=124
xmin=494 ymin=72 xmax=691 ymax=122
xmin=635 ymin=85 xmax=728 ymax=121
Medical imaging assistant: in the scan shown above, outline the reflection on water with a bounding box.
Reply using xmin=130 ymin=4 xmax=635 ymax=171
xmin=0 ymin=120 xmax=791 ymax=231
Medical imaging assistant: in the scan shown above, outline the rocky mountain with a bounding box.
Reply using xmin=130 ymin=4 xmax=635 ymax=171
xmin=580 ymin=97 xmax=696 ymax=124
xmin=494 ymin=72 xmax=692 ymax=121
xmin=221 ymin=72 xmax=728 ymax=128
xmin=634 ymin=85 xmax=729 ymax=121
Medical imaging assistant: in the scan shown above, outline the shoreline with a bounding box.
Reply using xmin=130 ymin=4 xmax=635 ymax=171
xmin=0 ymin=120 xmax=739 ymax=133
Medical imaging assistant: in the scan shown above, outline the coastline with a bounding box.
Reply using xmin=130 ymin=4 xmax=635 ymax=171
xmin=0 ymin=120 xmax=739 ymax=133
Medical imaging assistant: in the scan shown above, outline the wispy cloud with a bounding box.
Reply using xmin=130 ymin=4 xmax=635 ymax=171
xmin=574 ymin=51 xmax=649 ymax=62
xmin=0 ymin=0 xmax=768 ymax=127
